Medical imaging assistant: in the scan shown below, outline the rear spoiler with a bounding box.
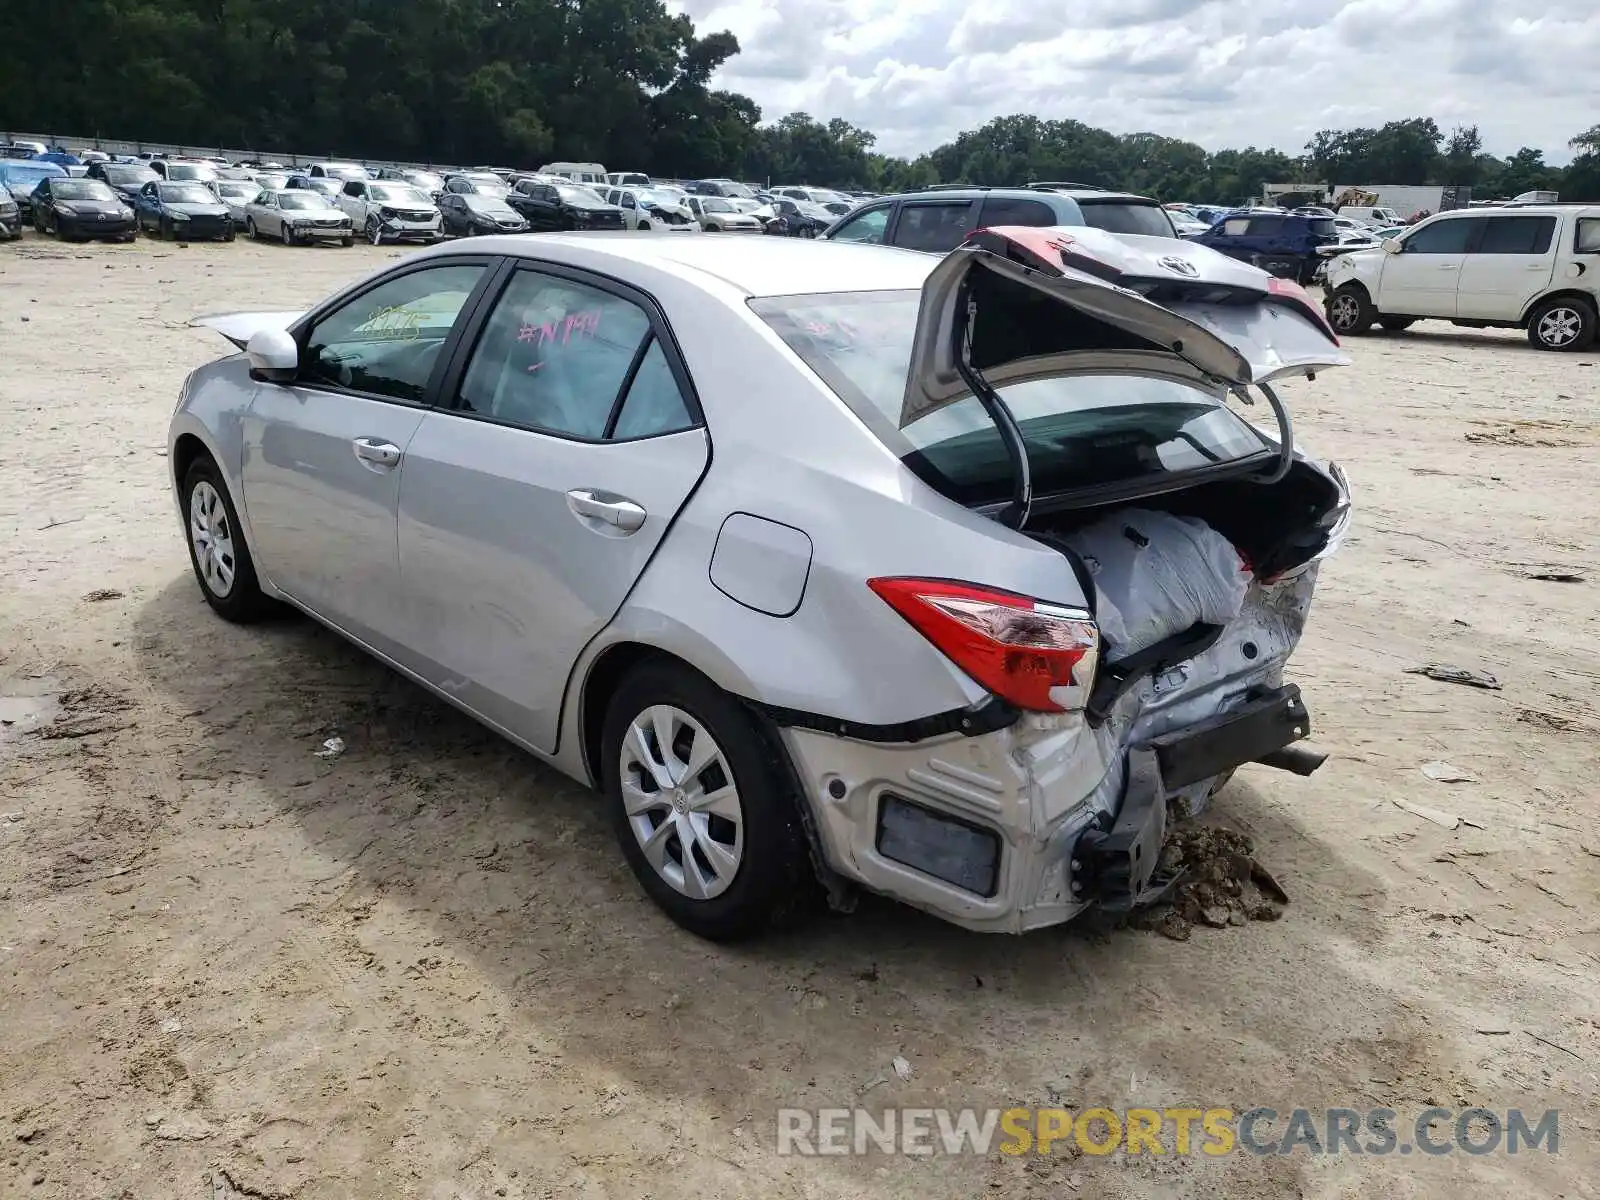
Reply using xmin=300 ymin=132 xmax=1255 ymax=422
xmin=189 ymin=310 xmax=303 ymax=350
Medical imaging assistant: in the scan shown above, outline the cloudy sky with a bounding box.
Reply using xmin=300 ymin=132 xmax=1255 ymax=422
xmin=671 ymin=0 xmax=1600 ymax=162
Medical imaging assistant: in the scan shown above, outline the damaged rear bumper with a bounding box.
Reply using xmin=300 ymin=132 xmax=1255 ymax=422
xmin=776 ymin=552 xmax=1325 ymax=934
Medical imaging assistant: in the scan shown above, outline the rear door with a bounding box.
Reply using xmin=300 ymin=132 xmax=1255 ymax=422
xmin=238 ymin=259 xmax=495 ymax=656
xmin=395 ymin=261 xmax=710 ymax=753
xmin=1379 ymin=216 xmax=1484 ymax=316
xmin=1455 ymin=214 xmax=1558 ymax=319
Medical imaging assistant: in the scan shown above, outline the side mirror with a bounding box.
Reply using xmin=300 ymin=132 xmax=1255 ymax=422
xmin=246 ymin=328 xmax=299 ymax=383
xmin=1382 ymin=237 xmax=1402 ymax=254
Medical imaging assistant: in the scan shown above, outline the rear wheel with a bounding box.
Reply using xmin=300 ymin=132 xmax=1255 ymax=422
xmin=1326 ymin=284 xmax=1375 ymax=335
xmin=601 ymin=660 xmax=813 ymax=940
xmin=1527 ymin=297 xmax=1596 ymax=352
xmin=181 ymin=456 xmax=273 ymax=622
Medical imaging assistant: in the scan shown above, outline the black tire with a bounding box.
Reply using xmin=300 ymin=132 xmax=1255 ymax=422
xmin=601 ymin=660 xmax=814 ymax=941
xmin=1526 ymin=296 xmax=1596 ymax=352
xmin=1325 ymin=284 xmax=1375 ymax=335
xmin=281 ymin=223 xmax=295 ymax=246
xmin=246 ymin=218 xmax=258 ymax=240
xmin=180 ymin=455 xmax=274 ymax=623
xmin=159 ymin=217 xmax=173 ymax=240
xmin=340 ymin=236 xmax=353 ymax=247
xmin=223 ymin=227 xmax=236 ymax=242
xmin=1378 ymin=316 xmax=1414 ymax=332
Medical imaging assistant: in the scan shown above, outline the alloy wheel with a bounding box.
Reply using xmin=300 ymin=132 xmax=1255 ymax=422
xmin=1328 ymin=293 xmax=1361 ymax=331
xmin=189 ymin=481 xmax=236 ymax=598
xmin=618 ymin=704 xmax=744 ymax=900
xmin=1536 ymin=306 xmax=1582 ymax=348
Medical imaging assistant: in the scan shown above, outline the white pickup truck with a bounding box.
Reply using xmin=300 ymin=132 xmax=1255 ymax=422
xmin=1323 ymin=204 xmax=1600 ymax=351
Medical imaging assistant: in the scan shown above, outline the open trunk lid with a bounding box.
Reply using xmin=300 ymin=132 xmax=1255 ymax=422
xmin=900 ymin=225 xmax=1348 ymax=429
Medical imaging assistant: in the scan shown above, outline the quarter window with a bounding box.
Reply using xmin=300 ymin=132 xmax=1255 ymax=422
xmin=1245 ymin=216 xmax=1283 ymax=236
xmin=1476 ymin=216 xmax=1556 ymax=255
xmin=301 ymin=263 xmax=486 ymax=403
xmin=1578 ymin=219 xmax=1600 ymax=254
xmin=457 ymin=270 xmax=655 ymax=439
xmin=890 ymin=202 xmax=977 ymax=252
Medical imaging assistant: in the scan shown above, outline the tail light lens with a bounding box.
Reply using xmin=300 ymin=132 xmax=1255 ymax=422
xmin=868 ymin=578 xmax=1099 ymax=713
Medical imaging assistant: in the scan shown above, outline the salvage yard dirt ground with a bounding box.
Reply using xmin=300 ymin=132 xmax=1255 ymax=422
xmin=2 ymin=237 xmax=1598 ymax=1199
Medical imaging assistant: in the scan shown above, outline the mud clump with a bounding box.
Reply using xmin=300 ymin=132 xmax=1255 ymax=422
xmin=1132 ymin=825 xmax=1288 ymax=941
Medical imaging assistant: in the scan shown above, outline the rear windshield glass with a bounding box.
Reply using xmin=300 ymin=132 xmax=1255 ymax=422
xmin=1077 ymin=201 xmax=1175 ymax=238
xmin=751 ymin=290 xmax=1270 ymax=506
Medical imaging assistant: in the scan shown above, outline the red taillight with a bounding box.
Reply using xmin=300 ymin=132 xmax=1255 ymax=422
xmin=1266 ymin=275 xmax=1340 ymax=344
xmin=868 ymin=578 xmax=1099 ymax=713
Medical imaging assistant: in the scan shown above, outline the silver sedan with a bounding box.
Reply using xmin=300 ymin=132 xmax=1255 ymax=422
xmin=170 ymin=228 xmax=1352 ymax=939
xmin=243 ymin=189 xmax=354 ymax=246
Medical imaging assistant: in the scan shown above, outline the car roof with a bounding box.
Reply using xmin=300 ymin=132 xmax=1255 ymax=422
xmin=438 ymin=234 xmax=937 ymax=298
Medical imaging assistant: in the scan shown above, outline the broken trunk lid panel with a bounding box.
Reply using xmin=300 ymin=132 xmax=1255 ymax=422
xmin=898 ymin=225 xmax=1350 ymax=429
xmin=190 ymin=310 xmax=305 ymax=350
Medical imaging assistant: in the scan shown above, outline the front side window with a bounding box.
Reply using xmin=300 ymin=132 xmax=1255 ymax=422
xmin=1476 ymin=216 xmax=1556 ymax=255
xmin=751 ymin=290 xmax=1270 ymax=506
xmin=1402 ymin=218 xmax=1480 ymax=254
xmin=301 ymin=264 xmax=486 ymax=403
xmin=829 ymin=206 xmax=890 ymax=244
xmin=891 ymin=202 xmax=977 ymax=252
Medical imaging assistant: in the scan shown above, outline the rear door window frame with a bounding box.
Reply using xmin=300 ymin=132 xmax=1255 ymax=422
xmin=431 ymin=258 xmax=707 ymax=444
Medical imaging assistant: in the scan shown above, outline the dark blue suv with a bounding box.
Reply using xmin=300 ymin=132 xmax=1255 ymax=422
xmin=1189 ymin=208 xmax=1339 ymax=284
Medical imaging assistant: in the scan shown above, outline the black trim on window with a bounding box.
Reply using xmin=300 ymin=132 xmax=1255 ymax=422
xmin=602 ymin=333 xmax=657 ymax=439
xmin=431 ymin=257 xmax=707 ymax=443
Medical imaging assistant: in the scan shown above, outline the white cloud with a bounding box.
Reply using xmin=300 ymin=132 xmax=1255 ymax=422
xmin=674 ymin=0 xmax=1600 ymax=162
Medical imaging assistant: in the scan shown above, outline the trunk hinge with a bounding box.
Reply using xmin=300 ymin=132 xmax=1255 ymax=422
xmin=954 ymin=286 xmax=1032 ymax=530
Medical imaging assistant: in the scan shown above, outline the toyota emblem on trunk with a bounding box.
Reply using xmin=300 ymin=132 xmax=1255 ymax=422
xmin=1158 ymin=255 xmax=1199 ymax=276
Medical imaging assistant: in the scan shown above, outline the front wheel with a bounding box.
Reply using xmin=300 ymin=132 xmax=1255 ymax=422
xmin=340 ymin=236 xmax=353 ymax=247
xmin=246 ymin=218 xmax=258 ymax=240
xmin=159 ymin=217 xmax=173 ymax=240
xmin=281 ymin=223 xmax=295 ymax=246
xmin=1527 ymin=297 xmax=1596 ymax=352
xmin=602 ymin=661 xmax=814 ymax=940
xmin=1325 ymin=284 xmax=1375 ymax=335
xmin=182 ymin=456 xmax=273 ymax=622
xmin=1378 ymin=316 xmax=1415 ymax=332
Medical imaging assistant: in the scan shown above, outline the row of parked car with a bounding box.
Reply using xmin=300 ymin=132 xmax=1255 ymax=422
xmin=0 ymin=152 xmax=876 ymax=246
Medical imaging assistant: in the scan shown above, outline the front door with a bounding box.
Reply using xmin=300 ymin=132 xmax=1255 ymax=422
xmin=396 ymin=263 xmax=710 ymax=753
xmin=239 ymin=260 xmax=492 ymax=654
xmin=1454 ymin=214 xmax=1558 ymax=320
xmin=1379 ymin=216 xmax=1483 ymax=317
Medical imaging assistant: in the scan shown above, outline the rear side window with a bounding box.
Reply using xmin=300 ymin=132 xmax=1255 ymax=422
xmin=1578 ymin=219 xmax=1600 ymax=254
xmin=976 ymin=197 xmax=1055 ymax=228
xmin=1245 ymin=216 xmax=1282 ymax=236
xmin=1078 ymin=201 xmax=1174 ymax=238
xmin=1477 ymin=216 xmax=1556 ymax=254
xmin=455 ymin=269 xmax=693 ymax=441
xmin=891 ymin=202 xmax=977 ymax=252
xmin=1402 ymin=218 xmax=1480 ymax=254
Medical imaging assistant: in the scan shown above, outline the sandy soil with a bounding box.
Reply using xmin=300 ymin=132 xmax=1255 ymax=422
xmin=1 ymin=230 xmax=1598 ymax=1200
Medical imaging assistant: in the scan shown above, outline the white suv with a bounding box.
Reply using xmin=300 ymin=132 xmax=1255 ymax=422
xmin=1323 ymin=205 xmax=1600 ymax=351
xmin=336 ymin=179 xmax=443 ymax=244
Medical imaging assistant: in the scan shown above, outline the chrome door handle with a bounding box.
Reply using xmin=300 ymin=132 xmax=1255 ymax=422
xmin=566 ymin=488 xmax=647 ymax=533
xmin=1438 ymin=263 xmax=1458 ymax=270
xmin=352 ymin=438 xmax=402 ymax=469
